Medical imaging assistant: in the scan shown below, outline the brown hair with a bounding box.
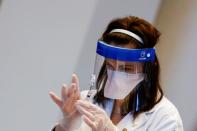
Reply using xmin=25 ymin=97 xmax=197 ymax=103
xmin=93 ymin=16 xmax=163 ymax=119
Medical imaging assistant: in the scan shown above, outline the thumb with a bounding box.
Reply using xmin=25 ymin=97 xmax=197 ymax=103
xmin=49 ymin=91 xmax=63 ymax=108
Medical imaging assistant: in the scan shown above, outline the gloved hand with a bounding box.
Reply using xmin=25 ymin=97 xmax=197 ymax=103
xmin=75 ymin=100 xmax=118 ymax=131
xmin=49 ymin=74 xmax=81 ymax=130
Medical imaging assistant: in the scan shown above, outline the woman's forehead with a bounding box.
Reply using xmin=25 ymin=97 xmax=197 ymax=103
xmin=106 ymin=59 xmax=141 ymax=65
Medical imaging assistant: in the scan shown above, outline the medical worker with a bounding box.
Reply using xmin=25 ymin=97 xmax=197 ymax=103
xmin=50 ymin=16 xmax=184 ymax=131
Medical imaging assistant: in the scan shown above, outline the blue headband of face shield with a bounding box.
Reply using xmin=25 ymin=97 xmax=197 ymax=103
xmin=96 ymin=41 xmax=156 ymax=62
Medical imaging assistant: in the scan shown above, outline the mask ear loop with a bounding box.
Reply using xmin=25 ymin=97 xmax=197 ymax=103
xmin=135 ymin=62 xmax=144 ymax=112
xmin=135 ymin=91 xmax=140 ymax=112
xmin=135 ymin=62 xmax=140 ymax=111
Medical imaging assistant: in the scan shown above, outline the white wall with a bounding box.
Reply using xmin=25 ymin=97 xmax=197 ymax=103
xmin=0 ymin=0 xmax=162 ymax=130
xmin=0 ymin=0 xmax=99 ymax=130
xmin=155 ymin=0 xmax=197 ymax=130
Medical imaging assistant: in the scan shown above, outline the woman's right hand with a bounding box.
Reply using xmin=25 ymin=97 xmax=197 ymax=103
xmin=49 ymin=74 xmax=81 ymax=127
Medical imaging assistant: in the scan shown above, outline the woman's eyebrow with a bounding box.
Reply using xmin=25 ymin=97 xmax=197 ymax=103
xmin=125 ymin=64 xmax=135 ymax=67
xmin=106 ymin=60 xmax=115 ymax=65
xmin=105 ymin=61 xmax=111 ymax=65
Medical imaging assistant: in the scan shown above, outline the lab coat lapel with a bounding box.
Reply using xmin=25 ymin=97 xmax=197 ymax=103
xmin=103 ymin=99 xmax=155 ymax=130
xmin=116 ymin=112 xmax=133 ymax=130
xmin=117 ymin=111 xmax=151 ymax=130
xmin=132 ymin=113 xmax=149 ymax=129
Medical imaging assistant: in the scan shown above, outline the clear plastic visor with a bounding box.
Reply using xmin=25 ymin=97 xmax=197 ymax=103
xmin=105 ymin=58 xmax=143 ymax=74
xmin=93 ymin=41 xmax=155 ymax=79
xmin=87 ymin=41 xmax=155 ymax=98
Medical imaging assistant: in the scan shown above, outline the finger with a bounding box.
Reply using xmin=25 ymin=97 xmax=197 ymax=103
xmin=61 ymin=84 xmax=68 ymax=100
xmin=72 ymin=74 xmax=80 ymax=94
xmin=62 ymin=91 xmax=76 ymax=114
xmin=69 ymin=84 xmax=78 ymax=104
xmin=65 ymin=84 xmax=77 ymax=109
xmin=75 ymin=90 xmax=80 ymax=100
xmin=67 ymin=83 xmax=76 ymax=97
xmin=72 ymin=74 xmax=79 ymax=88
xmin=49 ymin=91 xmax=63 ymax=108
xmin=75 ymin=104 xmax=95 ymax=121
xmin=71 ymin=83 xmax=80 ymax=100
xmin=82 ymin=115 xmax=96 ymax=130
xmin=76 ymin=100 xmax=97 ymax=111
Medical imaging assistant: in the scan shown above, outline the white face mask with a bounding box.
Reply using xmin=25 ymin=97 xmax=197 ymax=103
xmin=104 ymin=69 xmax=144 ymax=100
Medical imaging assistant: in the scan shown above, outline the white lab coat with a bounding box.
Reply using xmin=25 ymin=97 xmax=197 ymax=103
xmin=52 ymin=90 xmax=184 ymax=131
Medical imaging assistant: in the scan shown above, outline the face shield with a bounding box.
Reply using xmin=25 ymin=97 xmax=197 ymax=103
xmin=87 ymin=41 xmax=155 ymax=100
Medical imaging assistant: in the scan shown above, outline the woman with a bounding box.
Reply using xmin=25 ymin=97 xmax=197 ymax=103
xmin=50 ymin=16 xmax=183 ymax=131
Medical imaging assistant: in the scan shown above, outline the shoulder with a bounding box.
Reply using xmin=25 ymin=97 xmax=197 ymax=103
xmin=146 ymin=96 xmax=184 ymax=130
xmin=153 ymin=96 xmax=182 ymax=119
xmin=150 ymin=96 xmax=180 ymax=114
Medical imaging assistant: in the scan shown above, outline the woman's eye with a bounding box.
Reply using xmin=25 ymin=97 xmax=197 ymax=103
xmin=118 ymin=66 xmax=125 ymax=71
xmin=106 ymin=64 xmax=114 ymax=70
xmin=125 ymin=68 xmax=134 ymax=73
xmin=124 ymin=65 xmax=136 ymax=73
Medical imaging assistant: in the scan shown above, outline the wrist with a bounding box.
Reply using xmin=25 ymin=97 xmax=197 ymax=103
xmin=105 ymin=119 xmax=118 ymax=131
xmin=54 ymin=124 xmax=67 ymax=131
xmin=59 ymin=112 xmax=82 ymax=130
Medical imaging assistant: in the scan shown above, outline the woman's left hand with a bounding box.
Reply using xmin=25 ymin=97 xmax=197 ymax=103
xmin=75 ymin=100 xmax=117 ymax=131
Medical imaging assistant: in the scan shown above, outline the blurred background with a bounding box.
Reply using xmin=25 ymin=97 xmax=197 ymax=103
xmin=0 ymin=0 xmax=196 ymax=130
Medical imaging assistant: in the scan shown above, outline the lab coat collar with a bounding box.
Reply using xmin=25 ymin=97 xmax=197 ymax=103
xmin=104 ymin=99 xmax=156 ymax=116
xmin=103 ymin=99 xmax=157 ymax=129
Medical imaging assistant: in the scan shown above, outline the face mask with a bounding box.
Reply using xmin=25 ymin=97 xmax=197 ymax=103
xmin=104 ymin=69 xmax=144 ymax=100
